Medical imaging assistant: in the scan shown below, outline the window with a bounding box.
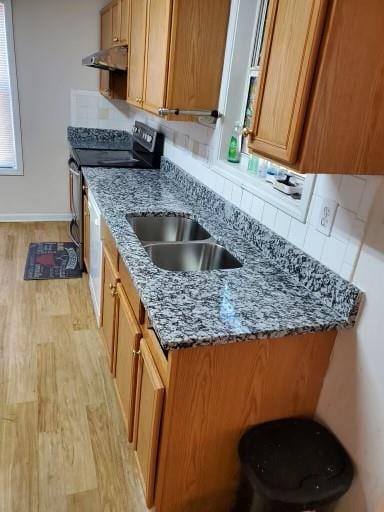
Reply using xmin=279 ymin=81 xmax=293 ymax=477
xmin=0 ymin=0 xmax=22 ymax=175
xmin=212 ymin=0 xmax=315 ymax=222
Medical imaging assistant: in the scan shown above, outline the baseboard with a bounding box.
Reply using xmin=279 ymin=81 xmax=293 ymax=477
xmin=0 ymin=213 xmax=72 ymax=222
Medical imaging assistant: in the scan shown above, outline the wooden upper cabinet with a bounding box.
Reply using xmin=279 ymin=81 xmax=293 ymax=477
xmin=166 ymin=0 xmax=230 ymax=112
xmin=134 ymin=337 xmax=164 ymax=508
xmin=100 ymin=4 xmax=113 ymax=49
xmin=297 ymin=0 xmax=384 ymax=174
xmin=248 ymin=0 xmax=328 ymax=165
xmin=127 ymin=0 xmax=230 ymax=117
xmin=114 ymin=284 xmax=141 ymax=442
xmin=111 ymin=0 xmax=121 ymax=45
xmin=101 ymin=0 xmax=130 ymax=48
xmin=248 ymin=0 xmax=384 ymax=174
xmin=127 ymin=0 xmax=147 ymax=107
xmin=142 ymin=0 xmax=172 ymax=114
xmin=120 ymin=0 xmax=130 ymax=44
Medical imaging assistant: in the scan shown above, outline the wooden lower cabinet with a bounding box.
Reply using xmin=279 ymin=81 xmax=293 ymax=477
xmin=114 ymin=283 xmax=141 ymax=441
xmin=83 ymin=194 xmax=90 ymax=272
xmin=133 ymin=337 xmax=165 ymax=508
xmin=97 ymin=221 xmax=337 ymax=510
xmin=101 ymin=245 xmax=119 ymax=370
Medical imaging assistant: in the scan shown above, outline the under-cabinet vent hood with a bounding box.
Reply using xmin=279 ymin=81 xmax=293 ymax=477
xmin=82 ymin=46 xmax=128 ymax=72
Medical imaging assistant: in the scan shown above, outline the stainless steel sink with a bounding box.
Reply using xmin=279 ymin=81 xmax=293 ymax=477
xmin=127 ymin=214 xmax=211 ymax=243
xmin=144 ymin=242 xmax=242 ymax=272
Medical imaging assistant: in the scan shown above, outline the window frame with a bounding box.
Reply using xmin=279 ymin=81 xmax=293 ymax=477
xmin=211 ymin=0 xmax=315 ymax=223
xmin=0 ymin=0 xmax=23 ymax=176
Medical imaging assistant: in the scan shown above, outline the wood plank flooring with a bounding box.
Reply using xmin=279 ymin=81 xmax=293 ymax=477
xmin=0 ymin=222 xmax=148 ymax=512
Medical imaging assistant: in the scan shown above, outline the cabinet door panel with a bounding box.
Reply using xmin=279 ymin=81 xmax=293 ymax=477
xmin=127 ymin=0 xmax=147 ymax=107
xmin=248 ymin=0 xmax=327 ymax=164
xmin=111 ymin=0 xmax=121 ymax=45
xmin=101 ymin=246 xmax=119 ymax=370
xmin=100 ymin=5 xmax=112 ymax=97
xmin=142 ymin=0 xmax=172 ymax=114
xmin=120 ymin=0 xmax=129 ymax=45
xmin=134 ymin=338 xmax=164 ymax=508
xmin=114 ymin=284 xmax=141 ymax=442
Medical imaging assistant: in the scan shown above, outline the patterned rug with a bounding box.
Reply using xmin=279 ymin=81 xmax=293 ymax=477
xmin=24 ymin=242 xmax=82 ymax=280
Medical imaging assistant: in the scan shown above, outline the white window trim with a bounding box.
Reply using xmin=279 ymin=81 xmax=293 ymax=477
xmin=210 ymin=0 xmax=315 ymax=223
xmin=1 ymin=0 xmax=23 ymax=176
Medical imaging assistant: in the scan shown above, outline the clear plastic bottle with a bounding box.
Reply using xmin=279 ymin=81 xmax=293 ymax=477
xmin=227 ymin=122 xmax=242 ymax=163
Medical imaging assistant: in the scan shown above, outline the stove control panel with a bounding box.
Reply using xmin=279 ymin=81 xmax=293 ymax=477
xmin=132 ymin=121 xmax=159 ymax=153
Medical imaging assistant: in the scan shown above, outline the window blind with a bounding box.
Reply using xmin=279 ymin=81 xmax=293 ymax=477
xmin=0 ymin=1 xmax=16 ymax=169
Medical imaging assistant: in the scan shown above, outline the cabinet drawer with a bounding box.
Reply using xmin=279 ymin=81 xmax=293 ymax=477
xmin=101 ymin=219 xmax=119 ymax=270
xmin=119 ymin=256 xmax=145 ymax=325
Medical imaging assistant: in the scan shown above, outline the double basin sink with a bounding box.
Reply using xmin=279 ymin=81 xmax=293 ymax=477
xmin=127 ymin=214 xmax=242 ymax=272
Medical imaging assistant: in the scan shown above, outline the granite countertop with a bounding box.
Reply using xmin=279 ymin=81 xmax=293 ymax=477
xmin=69 ymin=128 xmax=362 ymax=351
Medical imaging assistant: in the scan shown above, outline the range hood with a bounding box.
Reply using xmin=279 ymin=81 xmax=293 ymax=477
xmin=82 ymin=46 xmax=128 ymax=72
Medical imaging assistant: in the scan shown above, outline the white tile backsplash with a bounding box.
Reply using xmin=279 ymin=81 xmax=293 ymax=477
xmin=274 ymin=210 xmax=292 ymax=239
xmin=288 ymin=218 xmax=308 ymax=249
xmin=303 ymin=225 xmax=327 ymax=260
xmin=321 ymin=237 xmax=348 ymax=274
xmin=71 ymin=89 xmax=383 ymax=282
xmin=338 ymin=175 xmax=366 ymax=212
xmin=262 ymin=203 xmax=278 ymax=230
xmin=332 ymin=207 xmax=356 ymax=243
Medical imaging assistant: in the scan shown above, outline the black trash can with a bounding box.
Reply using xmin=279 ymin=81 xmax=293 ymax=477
xmin=233 ymin=418 xmax=354 ymax=512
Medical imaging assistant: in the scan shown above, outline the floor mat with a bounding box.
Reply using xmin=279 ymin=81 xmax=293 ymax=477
xmin=24 ymin=242 xmax=82 ymax=280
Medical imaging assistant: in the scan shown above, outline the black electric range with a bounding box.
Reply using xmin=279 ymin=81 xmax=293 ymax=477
xmin=68 ymin=121 xmax=163 ymax=270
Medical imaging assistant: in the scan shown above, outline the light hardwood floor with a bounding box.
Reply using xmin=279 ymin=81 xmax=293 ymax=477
xmin=0 ymin=222 xmax=148 ymax=512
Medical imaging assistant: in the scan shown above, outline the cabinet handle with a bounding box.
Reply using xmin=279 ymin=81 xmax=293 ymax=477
xmin=113 ymin=37 xmax=119 ymax=42
xmin=109 ymin=283 xmax=117 ymax=296
xmin=132 ymin=349 xmax=141 ymax=357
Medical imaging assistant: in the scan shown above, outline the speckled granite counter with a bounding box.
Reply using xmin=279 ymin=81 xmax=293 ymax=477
xmin=68 ymin=127 xmax=132 ymax=150
xmin=81 ymin=156 xmax=362 ymax=351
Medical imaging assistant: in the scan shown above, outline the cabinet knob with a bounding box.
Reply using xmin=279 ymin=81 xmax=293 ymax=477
xmin=132 ymin=349 xmax=141 ymax=357
xmin=242 ymin=127 xmax=253 ymax=138
xmin=113 ymin=37 xmax=119 ymax=42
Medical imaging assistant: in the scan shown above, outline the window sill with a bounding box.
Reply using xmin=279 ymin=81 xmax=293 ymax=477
xmin=0 ymin=167 xmax=24 ymax=176
xmin=211 ymin=159 xmax=315 ymax=222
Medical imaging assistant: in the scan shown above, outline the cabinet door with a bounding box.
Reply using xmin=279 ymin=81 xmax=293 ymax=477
xmin=134 ymin=337 xmax=164 ymax=508
xmin=83 ymin=194 xmax=90 ymax=273
xmin=142 ymin=0 xmax=172 ymax=114
xmin=120 ymin=0 xmax=130 ymax=45
xmin=248 ymin=0 xmax=328 ymax=164
xmin=127 ymin=0 xmax=147 ymax=107
xmin=111 ymin=0 xmax=121 ymax=45
xmin=100 ymin=5 xmax=113 ymax=97
xmin=101 ymin=246 xmax=119 ymax=370
xmin=114 ymin=284 xmax=141 ymax=442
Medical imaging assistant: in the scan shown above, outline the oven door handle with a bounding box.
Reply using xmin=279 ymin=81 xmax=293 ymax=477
xmin=69 ymin=166 xmax=80 ymax=177
xmin=69 ymin=219 xmax=80 ymax=247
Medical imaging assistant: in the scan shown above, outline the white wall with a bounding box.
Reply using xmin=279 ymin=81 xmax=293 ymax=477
xmin=317 ymin=182 xmax=384 ymax=512
xmin=0 ymin=0 xmax=105 ymax=220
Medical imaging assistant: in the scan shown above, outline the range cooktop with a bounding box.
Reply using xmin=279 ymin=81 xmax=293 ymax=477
xmin=72 ymin=148 xmax=142 ymax=168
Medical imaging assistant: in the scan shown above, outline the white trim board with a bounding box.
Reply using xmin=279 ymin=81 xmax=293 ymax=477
xmin=0 ymin=213 xmax=72 ymax=222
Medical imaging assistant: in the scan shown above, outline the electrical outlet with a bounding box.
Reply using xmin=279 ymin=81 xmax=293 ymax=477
xmin=317 ymin=199 xmax=338 ymax=236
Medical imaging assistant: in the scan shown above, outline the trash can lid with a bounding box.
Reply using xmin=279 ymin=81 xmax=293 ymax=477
xmin=238 ymin=418 xmax=353 ymax=506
